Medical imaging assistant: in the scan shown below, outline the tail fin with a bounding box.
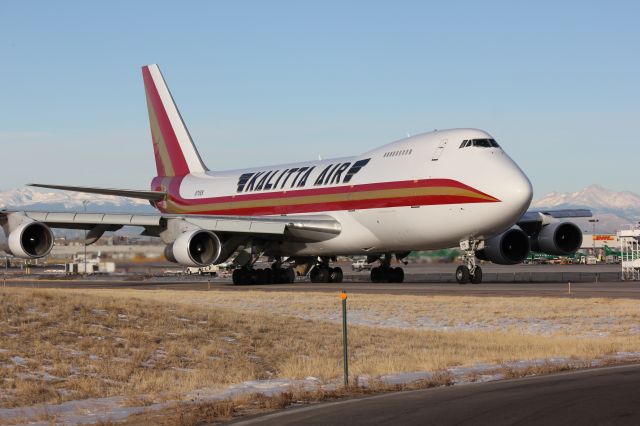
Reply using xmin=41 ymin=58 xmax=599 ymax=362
xmin=142 ymin=64 xmax=208 ymax=177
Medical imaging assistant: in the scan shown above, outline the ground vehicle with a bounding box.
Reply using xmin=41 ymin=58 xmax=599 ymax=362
xmin=186 ymin=264 xmax=219 ymax=276
xmin=352 ymin=259 xmax=372 ymax=271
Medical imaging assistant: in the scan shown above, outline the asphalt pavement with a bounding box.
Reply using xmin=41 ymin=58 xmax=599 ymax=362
xmin=4 ymin=277 xmax=640 ymax=298
xmin=232 ymin=364 xmax=640 ymax=426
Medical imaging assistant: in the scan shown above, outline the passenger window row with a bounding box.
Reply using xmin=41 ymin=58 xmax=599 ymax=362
xmin=383 ymin=148 xmax=413 ymax=158
xmin=459 ymin=139 xmax=500 ymax=148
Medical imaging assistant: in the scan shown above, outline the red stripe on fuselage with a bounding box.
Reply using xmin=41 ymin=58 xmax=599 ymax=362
xmin=153 ymin=176 xmax=500 ymax=215
xmin=165 ymin=177 xmax=497 ymax=205
xmin=169 ymin=194 xmax=495 ymax=216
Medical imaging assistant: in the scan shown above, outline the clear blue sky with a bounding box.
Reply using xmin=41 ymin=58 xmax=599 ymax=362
xmin=1 ymin=0 xmax=638 ymax=197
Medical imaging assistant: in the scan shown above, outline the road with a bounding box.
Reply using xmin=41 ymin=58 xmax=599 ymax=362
xmin=232 ymin=364 xmax=640 ymax=426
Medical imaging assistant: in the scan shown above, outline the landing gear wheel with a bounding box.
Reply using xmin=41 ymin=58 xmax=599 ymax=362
xmin=370 ymin=267 xmax=382 ymax=283
xmin=390 ymin=267 xmax=404 ymax=283
xmin=232 ymin=269 xmax=242 ymax=285
xmin=285 ymin=267 xmax=296 ymax=284
xmin=330 ymin=267 xmax=344 ymax=283
xmin=260 ymin=268 xmax=273 ymax=284
xmin=233 ymin=269 xmax=253 ymax=285
xmin=470 ymin=266 xmax=483 ymax=284
xmin=456 ymin=265 xmax=470 ymax=284
xmin=311 ymin=267 xmax=330 ymax=283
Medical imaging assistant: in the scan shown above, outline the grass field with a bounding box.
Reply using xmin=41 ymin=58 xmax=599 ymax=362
xmin=1 ymin=288 xmax=640 ymax=423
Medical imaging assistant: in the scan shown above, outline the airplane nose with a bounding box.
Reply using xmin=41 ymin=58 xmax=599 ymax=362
xmin=499 ymin=161 xmax=533 ymax=218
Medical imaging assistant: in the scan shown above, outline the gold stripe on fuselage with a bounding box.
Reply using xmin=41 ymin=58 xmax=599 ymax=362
xmin=164 ymin=186 xmax=495 ymax=213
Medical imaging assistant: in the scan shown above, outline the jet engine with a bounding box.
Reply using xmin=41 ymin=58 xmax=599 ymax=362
xmin=530 ymin=222 xmax=582 ymax=256
xmin=6 ymin=221 xmax=54 ymax=258
xmin=164 ymin=230 xmax=222 ymax=267
xmin=476 ymin=226 xmax=530 ymax=265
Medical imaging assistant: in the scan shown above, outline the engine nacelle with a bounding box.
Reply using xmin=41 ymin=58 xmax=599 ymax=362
xmin=6 ymin=222 xmax=54 ymax=259
xmin=165 ymin=230 xmax=222 ymax=267
xmin=476 ymin=226 xmax=530 ymax=265
xmin=531 ymin=222 xmax=583 ymax=256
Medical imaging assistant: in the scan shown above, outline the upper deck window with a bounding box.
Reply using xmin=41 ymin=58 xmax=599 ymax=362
xmin=459 ymin=139 xmax=500 ymax=149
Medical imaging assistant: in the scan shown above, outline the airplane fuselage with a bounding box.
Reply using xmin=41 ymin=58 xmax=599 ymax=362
xmin=150 ymin=128 xmax=533 ymax=256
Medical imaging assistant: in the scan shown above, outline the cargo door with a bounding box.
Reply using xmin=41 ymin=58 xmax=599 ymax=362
xmin=431 ymin=138 xmax=448 ymax=161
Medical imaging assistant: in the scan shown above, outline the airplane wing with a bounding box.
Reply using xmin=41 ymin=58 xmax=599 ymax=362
xmin=0 ymin=209 xmax=341 ymax=265
xmin=518 ymin=209 xmax=593 ymax=223
xmin=0 ymin=209 xmax=340 ymax=241
xmin=28 ymin=184 xmax=166 ymax=201
xmin=516 ymin=209 xmax=592 ymax=236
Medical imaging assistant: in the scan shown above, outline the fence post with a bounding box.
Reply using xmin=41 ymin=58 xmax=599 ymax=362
xmin=341 ymin=291 xmax=349 ymax=387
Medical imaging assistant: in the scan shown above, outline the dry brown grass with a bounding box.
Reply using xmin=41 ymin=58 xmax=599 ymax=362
xmin=112 ymin=289 xmax=640 ymax=337
xmin=2 ymin=287 xmax=640 ymax=416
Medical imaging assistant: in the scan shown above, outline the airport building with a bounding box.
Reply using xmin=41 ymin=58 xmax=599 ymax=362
xmin=581 ymin=234 xmax=621 ymax=250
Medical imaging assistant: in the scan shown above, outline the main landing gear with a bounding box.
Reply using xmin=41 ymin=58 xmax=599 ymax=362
xmin=456 ymin=240 xmax=483 ymax=284
xmin=232 ymin=266 xmax=295 ymax=285
xmin=310 ymin=259 xmax=343 ymax=283
xmin=232 ymin=256 xmax=296 ymax=285
xmin=370 ymin=253 xmax=405 ymax=283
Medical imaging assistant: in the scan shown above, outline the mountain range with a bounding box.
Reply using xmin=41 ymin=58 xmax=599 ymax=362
xmin=0 ymin=187 xmax=154 ymax=213
xmin=0 ymin=184 xmax=638 ymax=235
xmin=532 ymin=185 xmax=640 ymax=233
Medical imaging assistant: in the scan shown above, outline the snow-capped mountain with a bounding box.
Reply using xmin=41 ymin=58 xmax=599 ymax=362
xmin=0 ymin=187 xmax=154 ymax=213
xmin=0 ymin=187 xmax=156 ymax=242
xmin=532 ymin=185 xmax=640 ymax=233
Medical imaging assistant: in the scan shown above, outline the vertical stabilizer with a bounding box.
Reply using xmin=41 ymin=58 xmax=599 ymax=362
xmin=142 ymin=64 xmax=208 ymax=177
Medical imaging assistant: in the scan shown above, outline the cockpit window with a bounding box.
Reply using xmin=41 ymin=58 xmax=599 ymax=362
xmin=473 ymin=139 xmax=492 ymax=148
xmin=459 ymin=138 xmax=500 ymax=149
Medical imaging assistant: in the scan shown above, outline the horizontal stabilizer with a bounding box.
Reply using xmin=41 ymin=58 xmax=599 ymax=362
xmin=29 ymin=184 xmax=166 ymax=201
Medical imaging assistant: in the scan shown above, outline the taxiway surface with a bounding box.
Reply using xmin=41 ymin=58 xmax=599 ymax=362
xmin=4 ymin=278 xmax=640 ymax=298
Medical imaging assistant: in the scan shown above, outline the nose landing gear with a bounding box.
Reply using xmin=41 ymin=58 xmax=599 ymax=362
xmin=456 ymin=240 xmax=483 ymax=284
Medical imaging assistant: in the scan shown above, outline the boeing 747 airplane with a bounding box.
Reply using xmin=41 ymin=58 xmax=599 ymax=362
xmin=1 ymin=65 xmax=589 ymax=285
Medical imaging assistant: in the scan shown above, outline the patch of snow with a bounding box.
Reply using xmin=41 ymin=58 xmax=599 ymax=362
xmin=11 ymin=356 xmax=27 ymax=366
xmin=4 ymin=352 xmax=640 ymax=425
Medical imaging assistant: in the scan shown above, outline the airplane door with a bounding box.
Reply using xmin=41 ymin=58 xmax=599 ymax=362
xmin=431 ymin=138 xmax=448 ymax=161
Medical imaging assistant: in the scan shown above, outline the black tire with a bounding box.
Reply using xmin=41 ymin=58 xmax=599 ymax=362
xmin=285 ymin=267 xmax=296 ymax=284
xmin=256 ymin=268 xmax=266 ymax=284
xmin=310 ymin=267 xmax=322 ymax=283
xmin=456 ymin=265 xmax=470 ymax=284
xmin=272 ymin=268 xmax=284 ymax=284
xmin=331 ymin=267 xmax=344 ymax=283
xmin=470 ymin=266 xmax=483 ymax=284
xmin=248 ymin=269 xmax=259 ymax=285
xmin=262 ymin=268 xmax=273 ymax=284
xmin=319 ymin=267 xmax=331 ymax=283
xmin=232 ymin=269 xmax=242 ymax=285
xmin=391 ymin=267 xmax=404 ymax=283
xmin=370 ymin=266 xmax=381 ymax=283
xmin=310 ymin=266 xmax=330 ymax=283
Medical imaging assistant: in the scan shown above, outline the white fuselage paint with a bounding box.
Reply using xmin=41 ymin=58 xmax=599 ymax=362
xmin=165 ymin=128 xmax=533 ymax=256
